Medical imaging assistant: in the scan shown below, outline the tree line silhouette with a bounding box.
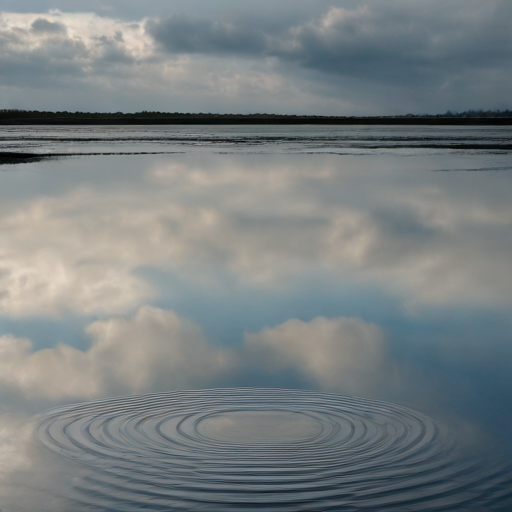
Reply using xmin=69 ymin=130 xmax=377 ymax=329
xmin=1 ymin=109 xmax=510 ymax=125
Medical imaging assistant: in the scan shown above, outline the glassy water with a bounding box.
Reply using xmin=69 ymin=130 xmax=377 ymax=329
xmin=1 ymin=125 xmax=511 ymax=511
xmin=37 ymin=388 xmax=512 ymax=511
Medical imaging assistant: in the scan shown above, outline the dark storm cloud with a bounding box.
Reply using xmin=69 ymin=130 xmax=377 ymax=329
xmin=146 ymin=2 xmax=512 ymax=86
xmin=284 ymin=4 xmax=512 ymax=83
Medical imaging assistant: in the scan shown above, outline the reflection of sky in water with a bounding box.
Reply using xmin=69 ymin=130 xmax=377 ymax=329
xmin=1 ymin=126 xmax=512 ymax=510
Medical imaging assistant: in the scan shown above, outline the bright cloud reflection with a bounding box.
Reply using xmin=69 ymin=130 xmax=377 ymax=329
xmin=1 ymin=154 xmax=512 ymax=320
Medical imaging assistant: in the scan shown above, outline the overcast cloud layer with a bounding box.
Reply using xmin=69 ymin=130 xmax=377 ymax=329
xmin=1 ymin=1 xmax=511 ymax=113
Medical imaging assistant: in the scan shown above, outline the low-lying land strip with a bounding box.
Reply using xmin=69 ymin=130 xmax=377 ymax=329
xmin=1 ymin=110 xmax=512 ymax=125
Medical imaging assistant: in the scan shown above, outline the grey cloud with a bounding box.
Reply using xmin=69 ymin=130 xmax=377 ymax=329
xmin=145 ymin=2 xmax=512 ymax=88
xmin=0 ymin=0 xmax=342 ymax=23
xmin=31 ymin=18 xmax=66 ymax=33
xmin=146 ymin=15 xmax=268 ymax=55
xmin=94 ymin=35 xmax=135 ymax=64
xmin=290 ymin=4 xmax=512 ymax=81
xmin=2 ymin=3 xmax=511 ymax=113
xmin=0 ymin=16 xmax=145 ymax=93
xmin=0 ymin=38 xmax=88 ymax=88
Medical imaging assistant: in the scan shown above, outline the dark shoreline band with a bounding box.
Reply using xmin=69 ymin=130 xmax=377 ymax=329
xmin=2 ymin=114 xmax=512 ymax=126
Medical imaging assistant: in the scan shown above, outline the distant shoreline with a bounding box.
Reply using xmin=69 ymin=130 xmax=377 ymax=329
xmin=1 ymin=113 xmax=512 ymax=126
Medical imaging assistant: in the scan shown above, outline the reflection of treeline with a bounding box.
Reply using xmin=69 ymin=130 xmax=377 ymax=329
xmin=1 ymin=109 xmax=511 ymax=125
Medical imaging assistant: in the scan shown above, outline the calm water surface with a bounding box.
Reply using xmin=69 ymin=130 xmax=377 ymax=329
xmin=0 ymin=125 xmax=511 ymax=511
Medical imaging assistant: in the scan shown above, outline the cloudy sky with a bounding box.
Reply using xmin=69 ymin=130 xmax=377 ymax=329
xmin=1 ymin=0 xmax=511 ymax=114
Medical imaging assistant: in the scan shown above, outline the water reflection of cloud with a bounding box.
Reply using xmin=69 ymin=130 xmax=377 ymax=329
xmin=1 ymin=155 xmax=512 ymax=321
xmin=246 ymin=316 xmax=392 ymax=396
xmin=3 ymin=302 xmax=488 ymax=438
xmin=0 ymin=304 xmax=510 ymax=507
xmin=0 ymin=307 xmax=234 ymax=400
xmin=0 ymin=412 xmax=89 ymax=512
xmin=0 ymin=306 xmax=389 ymax=402
xmin=0 ymin=414 xmax=33 ymax=475
xmin=0 ymin=153 xmax=511 ymax=451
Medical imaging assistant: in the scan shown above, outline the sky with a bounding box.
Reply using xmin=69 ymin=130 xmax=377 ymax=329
xmin=1 ymin=0 xmax=511 ymax=114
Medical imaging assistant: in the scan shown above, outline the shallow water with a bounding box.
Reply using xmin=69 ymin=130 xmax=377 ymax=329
xmin=2 ymin=124 xmax=512 ymax=154
xmin=1 ymin=125 xmax=511 ymax=511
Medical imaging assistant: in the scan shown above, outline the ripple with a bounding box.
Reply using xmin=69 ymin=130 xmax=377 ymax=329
xmin=37 ymin=388 xmax=512 ymax=511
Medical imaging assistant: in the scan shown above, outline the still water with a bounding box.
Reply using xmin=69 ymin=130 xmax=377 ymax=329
xmin=0 ymin=125 xmax=511 ymax=511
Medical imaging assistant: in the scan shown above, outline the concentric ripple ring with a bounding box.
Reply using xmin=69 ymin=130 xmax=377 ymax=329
xmin=37 ymin=388 xmax=512 ymax=511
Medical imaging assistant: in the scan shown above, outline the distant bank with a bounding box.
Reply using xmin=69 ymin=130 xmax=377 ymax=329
xmin=1 ymin=111 xmax=512 ymax=125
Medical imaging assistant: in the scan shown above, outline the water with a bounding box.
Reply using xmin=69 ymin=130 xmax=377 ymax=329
xmin=37 ymin=388 xmax=511 ymax=511
xmin=2 ymin=124 xmax=512 ymax=155
xmin=1 ymin=125 xmax=511 ymax=511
